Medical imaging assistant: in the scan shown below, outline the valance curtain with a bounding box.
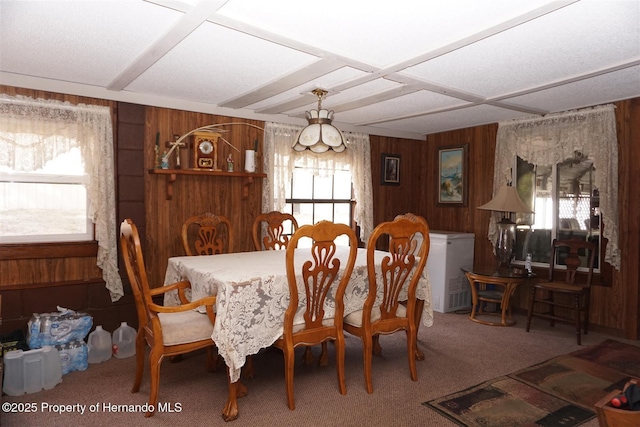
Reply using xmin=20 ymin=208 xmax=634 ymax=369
xmin=493 ymin=103 xmax=620 ymax=270
xmin=0 ymin=94 xmax=123 ymax=300
xmin=263 ymin=122 xmax=374 ymax=243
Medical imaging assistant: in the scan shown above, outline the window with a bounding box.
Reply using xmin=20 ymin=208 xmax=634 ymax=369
xmin=0 ymin=94 xmax=123 ymax=300
xmin=514 ymin=155 xmax=600 ymax=271
xmin=0 ymin=147 xmax=93 ymax=243
xmin=285 ymin=166 xmax=354 ymax=246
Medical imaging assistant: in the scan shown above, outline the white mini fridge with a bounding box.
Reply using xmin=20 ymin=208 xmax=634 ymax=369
xmin=425 ymin=231 xmax=475 ymax=313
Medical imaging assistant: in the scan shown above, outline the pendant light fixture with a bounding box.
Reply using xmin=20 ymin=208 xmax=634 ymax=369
xmin=293 ymin=88 xmax=347 ymax=153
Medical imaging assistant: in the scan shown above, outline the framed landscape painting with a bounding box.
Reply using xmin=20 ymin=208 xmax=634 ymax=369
xmin=437 ymin=144 xmax=468 ymax=206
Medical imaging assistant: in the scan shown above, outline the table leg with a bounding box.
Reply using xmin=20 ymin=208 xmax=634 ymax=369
xmin=222 ymin=367 xmax=249 ymax=422
xmin=414 ymin=299 xmax=425 ymax=361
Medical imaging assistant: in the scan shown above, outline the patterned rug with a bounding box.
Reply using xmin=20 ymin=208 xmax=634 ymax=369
xmin=423 ymin=339 xmax=640 ymax=427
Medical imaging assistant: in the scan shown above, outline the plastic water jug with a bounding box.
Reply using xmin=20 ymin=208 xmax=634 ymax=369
xmin=2 ymin=345 xmax=63 ymax=396
xmin=112 ymin=322 xmax=136 ymax=359
xmin=87 ymin=325 xmax=112 ymax=364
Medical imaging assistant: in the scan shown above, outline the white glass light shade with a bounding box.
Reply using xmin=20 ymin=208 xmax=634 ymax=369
xmin=293 ymin=104 xmax=347 ymax=153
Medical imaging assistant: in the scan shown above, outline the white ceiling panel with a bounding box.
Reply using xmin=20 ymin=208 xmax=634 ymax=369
xmin=370 ymin=104 xmax=529 ymax=135
xmin=504 ymin=65 xmax=640 ymax=113
xmin=216 ymin=0 xmax=563 ymax=67
xmin=247 ymin=67 xmax=369 ymax=112
xmin=404 ymin=0 xmax=640 ymax=98
xmin=337 ymin=91 xmax=469 ymax=125
xmin=0 ymin=1 xmax=180 ymax=86
xmin=1 ymin=0 xmax=638 ymax=140
xmin=126 ymin=19 xmax=318 ymax=104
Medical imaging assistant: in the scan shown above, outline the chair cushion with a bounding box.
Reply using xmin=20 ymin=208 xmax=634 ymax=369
xmin=158 ymin=310 xmax=214 ymax=346
xmin=290 ymin=317 xmax=335 ymax=334
xmin=344 ymin=304 xmax=407 ymax=328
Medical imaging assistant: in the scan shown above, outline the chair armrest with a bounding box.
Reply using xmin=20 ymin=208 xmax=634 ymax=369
xmin=151 ymin=280 xmax=193 ymax=304
xmin=151 ymin=280 xmax=191 ymax=295
xmin=149 ymin=295 xmax=217 ymax=314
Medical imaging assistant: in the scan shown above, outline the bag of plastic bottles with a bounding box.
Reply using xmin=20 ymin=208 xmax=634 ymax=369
xmin=27 ymin=306 xmax=93 ymax=348
xmin=55 ymin=339 xmax=88 ymax=375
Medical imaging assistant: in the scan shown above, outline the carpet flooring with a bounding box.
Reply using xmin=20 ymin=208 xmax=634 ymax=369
xmin=424 ymin=339 xmax=640 ymax=427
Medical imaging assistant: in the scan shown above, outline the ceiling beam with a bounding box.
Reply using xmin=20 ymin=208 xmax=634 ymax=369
xmin=107 ymin=0 xmax=228 ymax=91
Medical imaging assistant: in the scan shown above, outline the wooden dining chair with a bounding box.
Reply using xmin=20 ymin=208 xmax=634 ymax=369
xmin=120 ymin=219 xmax=218 ymax=417
xmin=252 ymin=211 xmax=298 ymax=251
xmin=343 ymin=213 xmax=430 ymax=393
xmin=526 ymin=238 xmax=597 ymax=345
xmin=253 ymin=211 xmax=321 ymax=366
xmin=181 ymin=212 xmax=233 ymax=256
xmin=273 ymin=220 xmax=358 ymax=410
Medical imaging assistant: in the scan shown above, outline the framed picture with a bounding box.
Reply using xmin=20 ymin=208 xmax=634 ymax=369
xmin=381 ymin=153 xmax=400 ymax=185
xmin=437 ymin=144 xmax=468 ymax=206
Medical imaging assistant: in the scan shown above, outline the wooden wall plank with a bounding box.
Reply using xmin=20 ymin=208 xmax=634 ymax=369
xmin=1 ymin=84 xmax=638 ymax=339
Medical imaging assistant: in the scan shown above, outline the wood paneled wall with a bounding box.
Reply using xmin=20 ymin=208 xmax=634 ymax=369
xmin=371 ymin=102 xmax=638 ymax=339
xmin=1 ymin=83 xmax=638 ymax=340
xmin=142 ymin=107 xmax=265 ymax=288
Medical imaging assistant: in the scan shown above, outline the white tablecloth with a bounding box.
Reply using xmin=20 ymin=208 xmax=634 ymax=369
xmin=163 ymin=248 xmax=432 ymax=382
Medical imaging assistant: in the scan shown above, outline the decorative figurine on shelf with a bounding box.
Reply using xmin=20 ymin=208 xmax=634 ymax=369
xmin=161 ymin=151 xmax=169 ymax=169
xmin=227 ymin=153 xmax=234 ymax=172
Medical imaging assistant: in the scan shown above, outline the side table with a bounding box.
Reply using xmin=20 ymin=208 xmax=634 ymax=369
xmin=464 ymin=269 xmax=534 ymax=326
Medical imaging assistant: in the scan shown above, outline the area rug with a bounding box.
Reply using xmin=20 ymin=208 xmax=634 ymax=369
xmin=423 ymin=339 xmax=640 ymax=427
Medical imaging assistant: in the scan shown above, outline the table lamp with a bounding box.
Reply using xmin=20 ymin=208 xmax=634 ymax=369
xmin=478 ymin=185 xmax=533 ymax=269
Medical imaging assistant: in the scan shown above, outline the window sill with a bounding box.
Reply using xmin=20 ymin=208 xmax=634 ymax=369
xmin=0 ymin=241 xmax=98 ymax=260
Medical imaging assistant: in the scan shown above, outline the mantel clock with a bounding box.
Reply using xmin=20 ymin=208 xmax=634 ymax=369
xmin=192 ymin=131 xmax=222 ymax=170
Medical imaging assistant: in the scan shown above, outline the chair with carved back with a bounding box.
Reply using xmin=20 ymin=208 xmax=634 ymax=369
xmin=120 ymin=219 xmax=218 ymax=417
xmin=252 ymin=211 xmax=299 ymax=251
xmin=181 ymin=212 xmax=233 ymax=256
xmin=272 ymin=220 xmax=358 ymax=410
xmin=343 ymin=213 xmax=430 ymax=393
xmin=526 ymin=237 xmax=597 ymax=345
xmin=252 ymin=211 xmax=325 ymax=365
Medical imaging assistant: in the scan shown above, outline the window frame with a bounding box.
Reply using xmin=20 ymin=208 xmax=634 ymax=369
xmin=0 ymin=171 xmax=93 ymax=244
xmin=284 ymin=166 xmax=355 ymax=231
xmin=513 ymin=157 xmax=600 ymax=273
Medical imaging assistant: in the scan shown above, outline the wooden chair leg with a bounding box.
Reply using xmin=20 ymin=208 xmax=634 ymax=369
xmin=526 ymin=287 xmax=536 ymax=332
xmin=319 ymin=342 xmax=329 ymax=367
xmin=146 ymin=349 xmax=162 ymax=417
xmin=574 ymin=294 xmax=582 ymax=345
xmin=302 ymin=346 xmax=315 ymax=365
xmin=372 ymin=335 xmax=382 ymax=356
xmin=284 ymin=347 xmax=296 ymax=410
xmin=407 ymin=328 xmax=417 ymax=382
xmin=132 ymin=331 xmax=145 ymax=393
xmin=242 ymin=355 xmax=254 ymax=379
xmin=548 ymin=291 xmax=556 ymax=327
xmin=583 ymin=294 xmax=590 ymax=335
xmin=335 ymin=334 xmax=346 ymax=395
xmin=362 ymin=333 xmax=374 ymax=394
xmin=206 ymin=346 xmax=220 ymax=372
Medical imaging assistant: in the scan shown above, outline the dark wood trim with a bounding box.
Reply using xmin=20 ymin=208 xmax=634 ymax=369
xmin=0 ymin=241 xmax=98 ymax=260
xmin=0 ymin=278 xmax=105 ymax=291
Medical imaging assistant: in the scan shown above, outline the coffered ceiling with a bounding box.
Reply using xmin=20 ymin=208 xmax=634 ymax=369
xmin=1 ymin=0 xmax=638 ymax=140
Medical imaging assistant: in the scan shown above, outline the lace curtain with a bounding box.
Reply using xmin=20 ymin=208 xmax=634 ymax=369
xmin=263 ymin=122 xmax=374 ymax=243
xmin=0 ymin=94 xmax=123 ymax=300
xmin=493 ymin=103 xmax=620 ymax=270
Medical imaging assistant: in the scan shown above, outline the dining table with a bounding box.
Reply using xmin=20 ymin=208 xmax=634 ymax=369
xmin=163 ymin=247 xmax=433 ymax=421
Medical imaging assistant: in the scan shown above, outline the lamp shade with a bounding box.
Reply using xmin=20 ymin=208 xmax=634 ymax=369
xmin=478 ymin=185 xmax=533 ymax=214
xmin=292 ymin=89 xmax=347 ymax=153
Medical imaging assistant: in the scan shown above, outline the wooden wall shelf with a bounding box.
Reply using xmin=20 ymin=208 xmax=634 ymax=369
xmin=148 ymin=169 xmax=267 ymax=200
